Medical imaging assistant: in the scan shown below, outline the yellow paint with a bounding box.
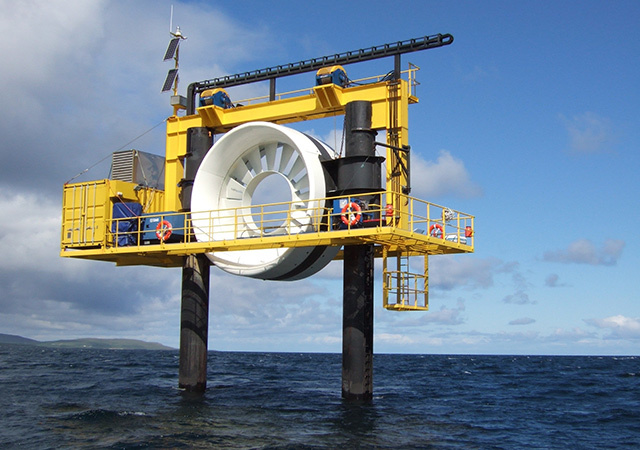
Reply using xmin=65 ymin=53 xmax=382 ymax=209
xmin=61 ymin=190 xmax=473 ymax=267
xmin=61 ymin=179 xmax=164 ymax=249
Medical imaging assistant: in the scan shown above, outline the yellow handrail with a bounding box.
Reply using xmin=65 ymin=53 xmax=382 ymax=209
xmin=100 ymin=191 xmax=474 ymax=250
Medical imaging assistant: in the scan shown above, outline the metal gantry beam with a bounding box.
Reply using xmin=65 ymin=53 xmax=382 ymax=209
xmin=186 ymin=34 xmax=453 ymax=113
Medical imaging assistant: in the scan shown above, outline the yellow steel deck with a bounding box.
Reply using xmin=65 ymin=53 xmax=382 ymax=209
xmin=61 ymin=189 xmax=473 ymax=268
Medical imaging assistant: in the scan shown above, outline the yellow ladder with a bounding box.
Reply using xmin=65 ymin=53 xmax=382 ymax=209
xmin=382 ymin=247 xmax=429 ymax=311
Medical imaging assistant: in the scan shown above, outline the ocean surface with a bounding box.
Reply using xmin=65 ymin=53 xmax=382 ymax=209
xmin=0 ymin=346 xmax=638 ymax=449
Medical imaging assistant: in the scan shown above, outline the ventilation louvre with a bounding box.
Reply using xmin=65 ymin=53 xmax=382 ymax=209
xmin=111 ymin=150 xmax=136 ymax=183
xmin=110 ymin=150 xmax=165 ymax=190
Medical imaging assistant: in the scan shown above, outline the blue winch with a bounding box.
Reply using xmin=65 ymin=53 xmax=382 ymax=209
xmin=199 ymin=88 xmax=233 ymax=108
xmin=315 ymin=65 xmax=348 ymax=87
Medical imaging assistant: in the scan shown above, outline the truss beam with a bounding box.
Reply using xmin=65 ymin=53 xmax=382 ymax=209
xmin=186 ymin=34 xmax=453 ymax=113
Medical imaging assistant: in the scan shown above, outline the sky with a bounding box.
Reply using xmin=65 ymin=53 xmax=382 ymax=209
xmin=1 ymin=0 xmax=639 ymax=355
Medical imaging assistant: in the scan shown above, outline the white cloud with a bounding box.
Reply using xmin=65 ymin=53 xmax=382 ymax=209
xmin=423 ymin=300 xmax=466 ymax=325
xmin=0 ymin=1 xmax=281 ymax=348
xmin=376 ymin=333 xmax=418 ymax=345
xmin=0 ymin=192 xmax=177 ymax=345
xmin=430 ymin=255 xmax=498 ymax=290
xmin=410 ymin=150 xmax=482 ymax=199
xmin=546 ymin=327 xmax=599 ymax=343
xmin=560 ymin=112 xmax=615 ymax=154
xmin=1 ymin=0 xmax=106 ymax=100
xmin=374 ymin=323 xmax=639 ymax=355
xmin=0 ymin=193 xmax=61 ymax=270
xmin=585 ymin=315 xmax=640 ymax=340
xmin=0 ymin=0 xmax=274 ymax=196
xmin=544 ymin=239 xmax=625 ymax=266
xmin=392 ymin=299 xmax=466 ymax=327
xmin=501 ymin=268 xmax=535 ymax=305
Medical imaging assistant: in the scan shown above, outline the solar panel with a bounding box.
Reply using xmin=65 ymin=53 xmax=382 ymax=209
xmin=163 ymin=37 xmax=180 ymax=61
xmin=162 ymin=69 xmax=178 ymax=92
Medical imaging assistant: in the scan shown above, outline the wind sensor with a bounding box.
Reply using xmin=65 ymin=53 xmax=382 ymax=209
xmin=162 ymin=7 xmax=187 ymax=113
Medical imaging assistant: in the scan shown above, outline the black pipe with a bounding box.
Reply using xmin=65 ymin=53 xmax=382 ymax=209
xmin=342 ymin=243 xmax=374 ymax=400
xmin=187 ymin=83 xmax=196 ymax=115
xmin=323 ymin=102 xmax=384 ymax=196
xmin=341 ymin=101 xmax=376 ymax=401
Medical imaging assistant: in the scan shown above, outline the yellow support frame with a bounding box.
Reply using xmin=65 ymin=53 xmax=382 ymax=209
xmin=163 ymin=77 xmax=411 ymax=212
xmin=60 ymin=66 xmax=475 ymax=311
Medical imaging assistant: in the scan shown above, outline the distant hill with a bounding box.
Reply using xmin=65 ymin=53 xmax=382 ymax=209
xmin=0 ymin=333 xmax=173 ymax=350
xmin=42 ymin=338 xmax=173 ymax=350
xmin=0 ymin=333 xmax=39 ymax=345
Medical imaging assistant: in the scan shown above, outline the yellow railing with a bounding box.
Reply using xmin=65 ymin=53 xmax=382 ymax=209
xmin=384 ymin=270 xmax=428 ymax=310
xmin=408 ymin=62 xmax=420 ymax=99
xmin=231 ymin=66 xmax=421 ymax=108
xmin=382 ymin=248 xmax=429 ymax=311
xmin=102 ymin=191 xmax=474 ymax=251
xmin=233 ymin=87 xmax=316 ymax=107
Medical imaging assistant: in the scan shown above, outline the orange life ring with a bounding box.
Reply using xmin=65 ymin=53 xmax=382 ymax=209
xmin=155 ymin=220 xmax=172 ymax=241
xmin=385 ymin=203 xmax=394 ymax=216
xmin=429 ymin=223 xmax=443 ymax=238
xmin=341 ymin=202 xmax=362 ymax=226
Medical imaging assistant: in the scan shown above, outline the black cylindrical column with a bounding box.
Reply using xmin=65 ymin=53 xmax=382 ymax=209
xmin=179 ymin=253 xmax=210 ymax=392
xmin=179 ymin=127 xmax=212 ymax=392
xmin=342 ymin=243 xmax=374 ymax=400
xmin=341 ymin=101 xmax=376 ymax=401
xmin=329 ymin=102 xmax=384 ymax=196
xmin=344 ymin=101 xmax=375 ymax=157
xmin=180 ymin=127 xmax=212 ymax=211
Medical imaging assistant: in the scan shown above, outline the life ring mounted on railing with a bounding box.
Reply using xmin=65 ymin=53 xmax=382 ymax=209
xmin=385 ymin=203 xmax=394 ymax=217
xmin=429 ymin=223 xmax=443 ymax=238
xmin=341 ymin=202 xmax=362 ymax=227
xmin=156 ymin=220 xmax=173 ymax=242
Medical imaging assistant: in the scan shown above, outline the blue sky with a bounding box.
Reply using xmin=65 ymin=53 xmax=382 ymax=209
xmin=0 ymin=0 xmax=638 ymax=355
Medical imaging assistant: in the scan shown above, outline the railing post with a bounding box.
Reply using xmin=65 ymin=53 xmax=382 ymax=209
xmin=424 ymin=255 xmax=429 ymax=309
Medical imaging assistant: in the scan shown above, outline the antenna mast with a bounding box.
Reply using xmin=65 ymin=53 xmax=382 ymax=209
xmin=162 ymin=6 xmax=187 ymax=115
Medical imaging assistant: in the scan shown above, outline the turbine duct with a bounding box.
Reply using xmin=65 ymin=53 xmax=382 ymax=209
xmin=191 ymin=122 xmax=339 ymax=280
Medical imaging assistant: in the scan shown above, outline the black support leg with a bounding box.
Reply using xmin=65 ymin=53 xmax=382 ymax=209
xmin=179 ymin=254 xmax=210 ymax=392
xmin=342 ymin=244 xmax=374 ymax=401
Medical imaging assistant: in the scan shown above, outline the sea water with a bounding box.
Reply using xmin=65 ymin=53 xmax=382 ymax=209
xmin=0 ymin=346 xmax=638 ymax=449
